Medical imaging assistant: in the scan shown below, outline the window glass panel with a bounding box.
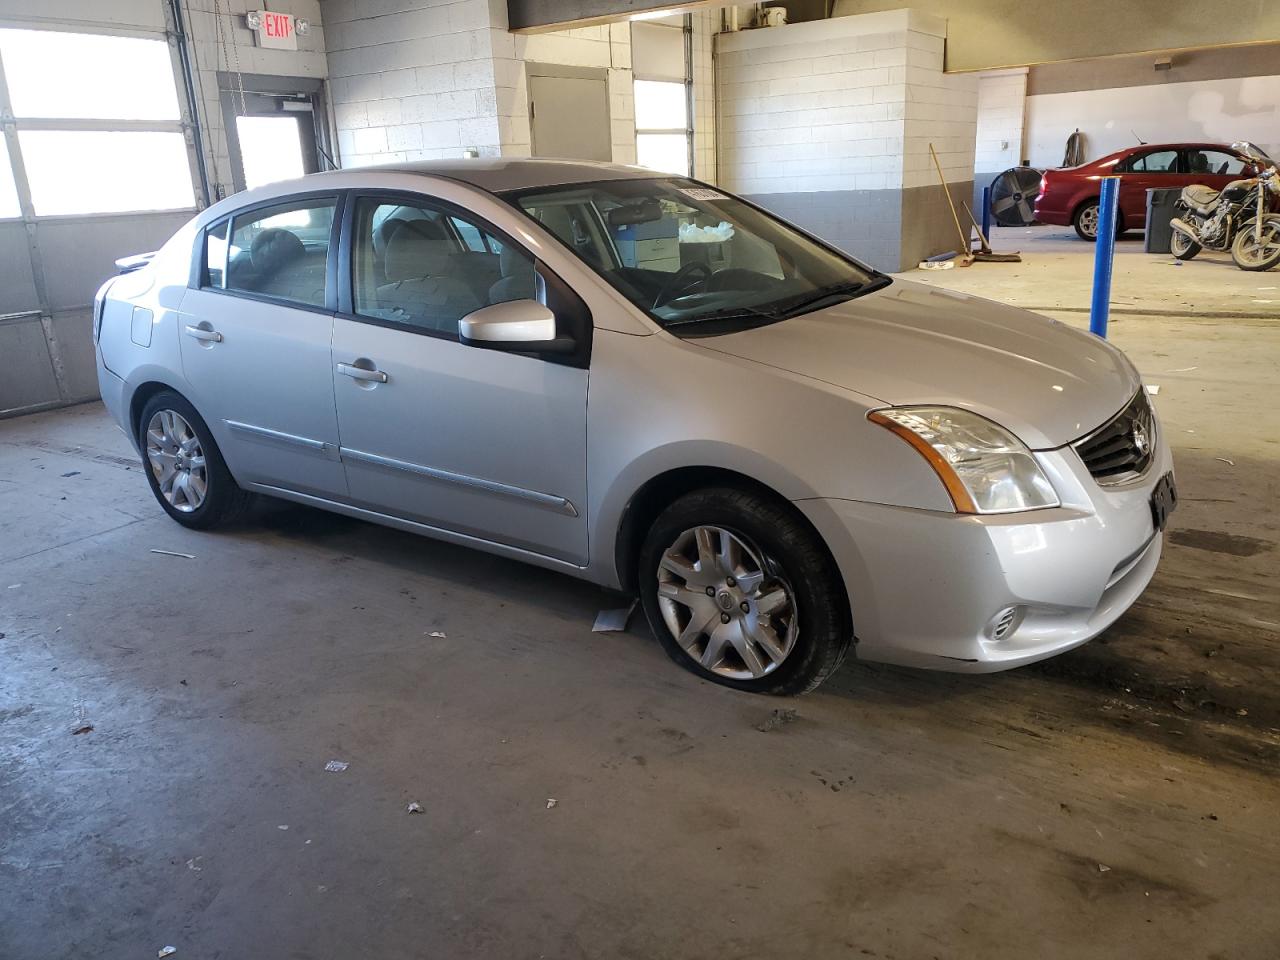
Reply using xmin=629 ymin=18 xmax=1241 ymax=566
xmin=353 ymin=198 xmax=533 ymax=334
xmin=236 ymin=115 xmax=306 ymax=190
xmin=1130 ymin=150 xmax=1178 ymax=173
xmin=19 ymin=130 xmax=195 ymax=215
xmin=450 ymin=216 xmax=487 ymax=252
xmin=516 ymin=179 xmax=875 ymax=329
xmin=637 ymin=133 xmax=690 ymax=177
xmin=205 ymin=219 xmax=229 ymax=289
xmin=227 ymin=198 xmax=334 ymax=307
xmin=634 ymin=80 xmax=687 ymax=130
xmin=0 ymin=29 xmax=180 ymax=121
xmin=0 ymin=139 xmax=21 ymax=218
xmin=1188 ymin=150 xmax=1248 ymax=176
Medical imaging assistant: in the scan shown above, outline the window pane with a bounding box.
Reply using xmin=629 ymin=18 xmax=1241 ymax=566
xmin=19 ymin=131 xmax=195 ymax=215
xmin=637 ymin=133 xmax=690 ymax=177
xmin=353 ymin=199 xmax=531 ymax=333
xmin=634 ymin=80 xmax=687 ymax=130
xmin=0 ymin=139 xmax=20 ymax=218
xmin=1133 ymin=150 xmax=1178 ymax=173
xmin=1190 ymin=150 xmax=1247 ymax=176
xmin=0 ymin=29 xmax=180 ymax=121
xmin=205 ymin=219 xmax=229 ymax=289
xmin=236 ymin=116 xmax=306 ymax=190
xmin=227 ymin=199 xmax=334 ymax=307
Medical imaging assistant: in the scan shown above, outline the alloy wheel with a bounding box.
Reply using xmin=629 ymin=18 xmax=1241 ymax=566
xmin=1078 ymin=204 xmax=1099 ymax=239
xmin=655 ymin=525 xmax=798 ymax=680
xmin=146 ymin=409 xmax=208 ymax=512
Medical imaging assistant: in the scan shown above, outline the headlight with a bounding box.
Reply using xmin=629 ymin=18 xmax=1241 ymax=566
xmin=869 ymin=406 xmax=1059 ymax=514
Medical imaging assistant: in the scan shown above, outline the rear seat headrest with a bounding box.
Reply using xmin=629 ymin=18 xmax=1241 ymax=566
xmin=251 ymin=228 xmax=306 ymax=275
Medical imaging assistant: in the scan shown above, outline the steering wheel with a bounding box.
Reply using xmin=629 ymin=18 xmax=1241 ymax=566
xmin=653 ymin=261 xmax=713 ymax=309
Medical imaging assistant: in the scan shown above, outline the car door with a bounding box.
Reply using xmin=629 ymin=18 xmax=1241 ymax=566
xmin=330 ymin=193 xmax=589 ymax=565
xmin=179 ymin=193 xmax=348 ymax=499
xmin=1117 ymin=148 xmax=1182 ymax=228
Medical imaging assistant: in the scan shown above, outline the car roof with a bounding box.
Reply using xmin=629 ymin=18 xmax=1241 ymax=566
xmin=302 ymin=158 xmax=659 ymax=194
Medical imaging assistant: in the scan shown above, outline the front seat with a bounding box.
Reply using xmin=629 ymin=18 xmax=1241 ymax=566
xmin=375 ymin=221 xmax=480 ymax=334
xmin=488 ymin=244 xmax=536 ymax=303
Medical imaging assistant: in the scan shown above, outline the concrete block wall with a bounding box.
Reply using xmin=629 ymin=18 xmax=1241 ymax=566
xmin=717 ymin=9 xmax=976 ymax=271
xmin=689 ymin=10 xmax=717 ymax=182
xmin=324 ymin=0 xmax=504 ymax=166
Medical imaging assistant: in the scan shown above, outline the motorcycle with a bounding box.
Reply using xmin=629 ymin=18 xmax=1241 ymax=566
xmin=1170 ymin=141 xmax=1280 ymax=272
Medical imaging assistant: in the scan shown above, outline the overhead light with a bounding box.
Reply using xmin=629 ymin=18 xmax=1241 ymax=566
xmin=295 ymin=17 xmax=310 ymax=36
xmin=245 ymin=10 xmax=262 ymax=28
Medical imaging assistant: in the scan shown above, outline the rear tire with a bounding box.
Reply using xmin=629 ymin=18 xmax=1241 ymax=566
xmin=637 ymin=487 xmax=851 ymax=696
xmin=138 ymin=390 xmax=252 ymax=530
xmin=1171 ymin=229 xmax=1201 ymax=260
xmin=1073 ymin=200 xmax=1125 ymax=242
xmin=1231 ymin=217 xmax=1280 ymax=272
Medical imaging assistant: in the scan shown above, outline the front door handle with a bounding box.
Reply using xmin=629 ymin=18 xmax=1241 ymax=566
xmin=337 ymin=362 xmax=388 ymax=383
xmin=184 ymin=324 xmax=223 ymax=343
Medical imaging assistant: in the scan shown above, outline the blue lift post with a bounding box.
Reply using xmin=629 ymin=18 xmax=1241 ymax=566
xmin=1090 ymin=177 xmax=1121 ymax=338
xmin=981 ymin=185 xmax=992 ymax=244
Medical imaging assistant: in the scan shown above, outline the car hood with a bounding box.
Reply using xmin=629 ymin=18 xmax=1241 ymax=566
xmin=692 ymin=279 xmax=1140 ymax=449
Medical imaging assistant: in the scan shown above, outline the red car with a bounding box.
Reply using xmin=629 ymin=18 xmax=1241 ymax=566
xmin=1034 ymin=142 xmax=1263 ymax=240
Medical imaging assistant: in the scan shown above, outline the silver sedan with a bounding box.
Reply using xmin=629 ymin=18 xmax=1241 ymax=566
xmin=93 ymin=159 xmax=1175 ymax=694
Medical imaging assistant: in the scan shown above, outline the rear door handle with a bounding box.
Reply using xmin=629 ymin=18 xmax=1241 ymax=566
xmin=337 ymin=362 xmax=388 ymax=383
xmin=184 ymin=324 xmax=223 ymax=342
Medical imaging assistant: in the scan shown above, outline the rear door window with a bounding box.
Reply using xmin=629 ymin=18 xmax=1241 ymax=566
xmin=1125 ymin=150 xmax=1180 ymax=173
xmin=225 ymin=197 xmax=336 ymax=308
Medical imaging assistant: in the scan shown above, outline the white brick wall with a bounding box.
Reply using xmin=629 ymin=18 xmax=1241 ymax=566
xmin=974 ymin=68 xmax=1027 ymax=173
xmin=691 ymin=10 xmax=717 ymax=182
xmin=326 ymin=0 xmax=502 ymax=166
xmin=718 ymin=10 xmax=976 ymax=197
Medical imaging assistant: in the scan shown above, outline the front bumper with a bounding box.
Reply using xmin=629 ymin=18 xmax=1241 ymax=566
xmin=797 ymin=430 xmax=1173 ymax=672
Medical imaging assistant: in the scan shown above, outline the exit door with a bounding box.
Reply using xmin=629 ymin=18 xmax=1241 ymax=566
xmin=219 ymin=73 xmax=332 ymax=193
xmin=527 ymin=64 xmax=612 ymax=162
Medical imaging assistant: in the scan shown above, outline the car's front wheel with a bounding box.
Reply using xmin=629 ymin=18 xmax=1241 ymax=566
xmin=638 ymin=487 xmax=851 ymax=696
xmin=138 ymin=390 xmax=252 ymax=530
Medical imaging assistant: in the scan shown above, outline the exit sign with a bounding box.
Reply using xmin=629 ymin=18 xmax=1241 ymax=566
xmin=250 ymin=10 xmax=298 ymax=50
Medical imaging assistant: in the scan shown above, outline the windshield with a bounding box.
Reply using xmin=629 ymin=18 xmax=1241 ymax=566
xmin=1232 ymin=141 xmax=1275 ymax=165
xmin=506 ymin=178 xmax=883 ymax=330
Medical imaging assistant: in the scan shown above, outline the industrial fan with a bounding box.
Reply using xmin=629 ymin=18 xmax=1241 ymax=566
xmin=988 ymin=166 xmax=1043 ymax=227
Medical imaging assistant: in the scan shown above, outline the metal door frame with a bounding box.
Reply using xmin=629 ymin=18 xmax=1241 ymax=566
xmin=217 ymin=72 xmax=333 ymax=194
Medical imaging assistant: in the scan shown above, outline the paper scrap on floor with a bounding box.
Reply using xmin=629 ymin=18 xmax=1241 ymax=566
xmin=593 ymin=601 xmax=637 ymax=633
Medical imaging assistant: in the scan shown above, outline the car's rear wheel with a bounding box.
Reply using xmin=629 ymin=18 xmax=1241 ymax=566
xmin=138 ymin=391 xmax=251 ymax=530
xmin=1073 ymin=200 xmax=1125 ymax=241
xmin=637 ymin=487 xmax=851 ymax=696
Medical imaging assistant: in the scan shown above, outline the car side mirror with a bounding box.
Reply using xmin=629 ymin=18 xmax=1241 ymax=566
xmin=458 ymin=299 xmax=576 ymax=354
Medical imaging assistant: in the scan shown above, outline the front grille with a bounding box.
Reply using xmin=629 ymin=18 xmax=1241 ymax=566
xmin=1073 ymin=389 xmax=1155 ymax=484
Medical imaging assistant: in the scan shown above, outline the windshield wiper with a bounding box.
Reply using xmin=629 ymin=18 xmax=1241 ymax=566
xmin=662 ymin=304 xmax=784 ymax=329
xmin=772 ymin=276 xmax=889 ymax=315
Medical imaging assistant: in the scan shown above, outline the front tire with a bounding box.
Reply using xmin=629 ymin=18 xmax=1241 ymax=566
xmin=1231 ymin=217 xmax=1280 ymax=272
xmin=138 ymin=391 xmax=252 ymax=530
xmin=637 ymin=487 xmax=851 ymax=696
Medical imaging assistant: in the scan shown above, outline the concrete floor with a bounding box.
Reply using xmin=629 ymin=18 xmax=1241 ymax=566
xmin=3 ymin=228 xmax=1279 ymax=959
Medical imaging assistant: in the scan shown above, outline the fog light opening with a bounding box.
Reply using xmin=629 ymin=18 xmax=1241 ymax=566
xmin=987 ymin=605 xmax=1025 ymax=642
